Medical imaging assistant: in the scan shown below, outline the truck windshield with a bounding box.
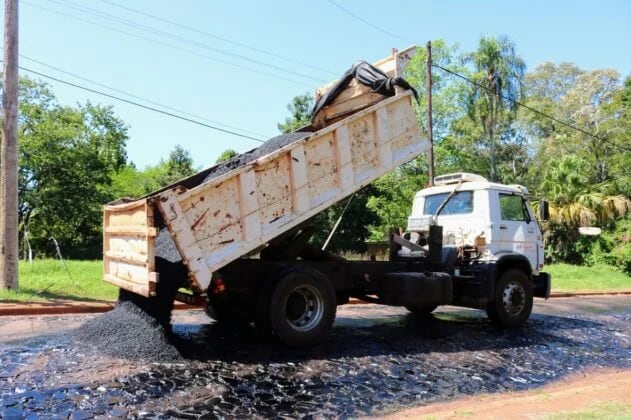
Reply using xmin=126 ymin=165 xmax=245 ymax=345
xmin=423 ymin=191 xmax=474 ymax=215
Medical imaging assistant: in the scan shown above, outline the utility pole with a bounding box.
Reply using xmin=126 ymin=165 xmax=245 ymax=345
xmin=1 ymin=0 xmax=19 ymax=290
xmin=426 ymin=41 xmax=434 ymax=187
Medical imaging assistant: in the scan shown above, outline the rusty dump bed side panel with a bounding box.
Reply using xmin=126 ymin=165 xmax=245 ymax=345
xmin=155 ymin=92 xmax=427 ymax=292
xmin=103 ymin=199 xmax=158 ymax=297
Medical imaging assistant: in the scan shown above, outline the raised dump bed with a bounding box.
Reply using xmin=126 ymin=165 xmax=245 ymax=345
xmin=104 ymin=47 xmax=429 ymax=297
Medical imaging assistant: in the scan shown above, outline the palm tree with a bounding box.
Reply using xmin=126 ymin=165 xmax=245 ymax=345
xmin=539 ymin=155 xmax=630 ymax=226
xmin=465 ymin=36 xmax=526 ymax=181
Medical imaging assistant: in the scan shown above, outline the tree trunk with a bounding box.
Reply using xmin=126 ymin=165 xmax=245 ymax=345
xmin=0 ymin=0 xmax=19 ymax=290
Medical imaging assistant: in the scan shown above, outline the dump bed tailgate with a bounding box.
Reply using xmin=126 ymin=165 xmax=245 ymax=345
xmin=103 ymin=199 xmax=159 ymax=297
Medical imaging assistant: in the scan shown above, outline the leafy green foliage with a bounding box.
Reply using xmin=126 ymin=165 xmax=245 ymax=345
xmin=463 ymin=35 xmax=526 ymax=182
xmin=583 ymin=216 xmax=631 ymax=275
xmin=277 ymin=93 xmax=313 ymax=133
xmin=156 ymin=144 xmax=196 ymax=186
xmin=216 ymin=148 xmax=238 ymax=163
xmin=16 ymin=77 xmax=129 ymax=258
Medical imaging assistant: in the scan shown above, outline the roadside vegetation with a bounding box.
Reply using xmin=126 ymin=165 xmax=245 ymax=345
xmin=542 ymin=401 xmax=631 ymax=419
xmin=0 ymin=260 xmax=117 ymax=302
xmin=1 ymin=259 xmax=629 ymax=303
xmin=548 ymin=264 xmax=631 ymax=291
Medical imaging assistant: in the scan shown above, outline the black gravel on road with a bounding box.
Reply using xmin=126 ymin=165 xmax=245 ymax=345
xmin=70 ymin=300 xmax=181 ymax=362
xmin=1 ymin=301 xmax=630 ymax=418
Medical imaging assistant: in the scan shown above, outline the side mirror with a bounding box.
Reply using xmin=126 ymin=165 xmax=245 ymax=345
xmin=538 ymin=200 xmax=550 ymax=221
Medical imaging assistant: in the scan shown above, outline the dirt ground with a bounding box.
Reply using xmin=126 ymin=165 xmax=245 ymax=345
xmin=384 ymin=368 xmax=631 ymax=419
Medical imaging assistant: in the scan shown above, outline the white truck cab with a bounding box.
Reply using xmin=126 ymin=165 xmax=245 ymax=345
xmin=406 ymin=173 xmax=545 ymax=276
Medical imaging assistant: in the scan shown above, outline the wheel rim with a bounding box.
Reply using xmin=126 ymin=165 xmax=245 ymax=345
xmin=502 ymin=281 xmax=526 ymax=316
xmin=284 ymin=285 xmax=324 ymax=332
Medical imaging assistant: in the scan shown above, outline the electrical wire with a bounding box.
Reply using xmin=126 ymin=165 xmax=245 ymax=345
xmin=327 ymin=0 xmax=414 ymax=45
xmin=322 ymin=1 xmax=630 ymax=154
xmin=47 ymin=0 xmax=327 ymax=83
xmin=18 ymin=53 xmax=269 ymax=140
xmin=23 ymin=1 xmax=314 ymax=88
xmin=97 ymin=0 xmax=338 ymax=77
xmin=432 ymin=63 xmax=631 ymax=153
xmin=11 ymin=62 xmax=266 ymax=143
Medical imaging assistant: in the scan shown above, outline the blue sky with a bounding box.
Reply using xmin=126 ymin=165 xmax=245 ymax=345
xmin=9 ymin=0 xmax=631 ymax=169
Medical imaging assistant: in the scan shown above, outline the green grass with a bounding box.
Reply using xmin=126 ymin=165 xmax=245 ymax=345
xmin=0 ymin=259 xmax=117 ymax=302
xmin=546 ymin=263 xmax=631 ymax=291
xmin=540 ymin=401 xmax=631 ymax=419
xmin=1 ymin=259 xmax=630 ymax=304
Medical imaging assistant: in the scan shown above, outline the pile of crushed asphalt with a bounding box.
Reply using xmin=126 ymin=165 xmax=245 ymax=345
xmin=70 ymin=301 xmax=181 ymax=362
xmin=154 ymin=131 xmax=312 ymax=264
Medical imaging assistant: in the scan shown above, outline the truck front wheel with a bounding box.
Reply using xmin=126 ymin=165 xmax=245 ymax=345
xmin=486 ymin=269 xmax=533 ymax=327
xmin=266 ymin=268 xmax=337 ymax=347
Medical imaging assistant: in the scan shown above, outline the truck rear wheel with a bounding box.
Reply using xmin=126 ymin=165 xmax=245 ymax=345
xmin=265 ymin=268 xmax=336 ymax=347
xmin=486 ymin=269 xmax=533 ymax=327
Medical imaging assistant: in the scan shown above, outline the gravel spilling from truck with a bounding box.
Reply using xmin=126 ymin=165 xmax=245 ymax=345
xmin=70 ymin=300 xmax=181 ymax=362
xmin=1 ymin=299 xmax=630 ymax=418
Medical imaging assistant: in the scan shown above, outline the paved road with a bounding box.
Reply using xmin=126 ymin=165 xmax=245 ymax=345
xmin=1 ymin=296 xmax=630 ymax=418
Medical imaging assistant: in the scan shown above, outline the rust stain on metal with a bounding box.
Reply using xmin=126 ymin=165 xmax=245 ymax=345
xmin=191 ymin=208 xmax=210 ymax=231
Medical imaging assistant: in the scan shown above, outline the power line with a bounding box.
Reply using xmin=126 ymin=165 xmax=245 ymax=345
xmin=48 ymin=0 xmax=327 ymax=83
xmin=18 ymin=53 xmax=269 ymax=140
xmin=323 ymin=2 xmax=630 ymax=155
xmin=327 ymin=0 xmax=414 ymax=45
xmin=97 ymin=0 xmax=338 ymax=77
xmin=23 ymin=1 xmax=314 ymax=88
xmin=12 ymin=62 xmax=266 ymax=143
xmin=432 ymin=63 xmax=631 ymax=154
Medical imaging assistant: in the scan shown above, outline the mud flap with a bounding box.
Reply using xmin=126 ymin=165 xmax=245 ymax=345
xmin=533 ymin=272 xmax=551 ymax=299
xmin=379 ymin=272 xmax=452 ymax=306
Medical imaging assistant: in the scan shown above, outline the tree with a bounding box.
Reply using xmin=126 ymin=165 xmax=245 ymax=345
xmin=277 ymin=93 xmax=312 ymax=133
xmin=216 ymin=148 xmax=238 ymax=164
xmin=522 ymin=63 xmax=625 ymax=191
xmin=464 ymin=35 xmax=526 ymax=181
xmin=156 ymin=144 xmax=196 ymax=187
xmin=17 ymin=77 xmax=129 ymax=258
xmin=537 ymin=155 xmax=630 ymax=263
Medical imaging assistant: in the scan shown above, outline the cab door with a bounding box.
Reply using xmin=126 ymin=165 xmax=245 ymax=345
xmin=496 ymin=193 xmax=539 ymax=269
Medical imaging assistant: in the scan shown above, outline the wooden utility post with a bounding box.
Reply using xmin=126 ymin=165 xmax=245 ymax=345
xmin=1 ymin=0 xmax=19 ymax=290
xmin=426 ymin=41 xmax=434 ymax=187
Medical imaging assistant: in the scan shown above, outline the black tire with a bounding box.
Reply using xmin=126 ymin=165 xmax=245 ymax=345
xmin=486 ymin=269 xmax=533 ymax=327
xmin=117 ymin=258 xmax=185 ymax=329
xmin=265 ymin=268 xmax=337 ymax=347
xmin=405 ymin=304 xmax=438 ymax=315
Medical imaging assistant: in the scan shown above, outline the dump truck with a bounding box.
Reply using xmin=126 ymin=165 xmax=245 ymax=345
xmin=103 ymin=46 xmax=550 ymax=347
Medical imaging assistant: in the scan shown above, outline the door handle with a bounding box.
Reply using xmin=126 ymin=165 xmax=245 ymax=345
xmin=527 ymin=228 xmax=535 ymax=233
xmin=499 ymin=225 xmax=507 ymax=230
